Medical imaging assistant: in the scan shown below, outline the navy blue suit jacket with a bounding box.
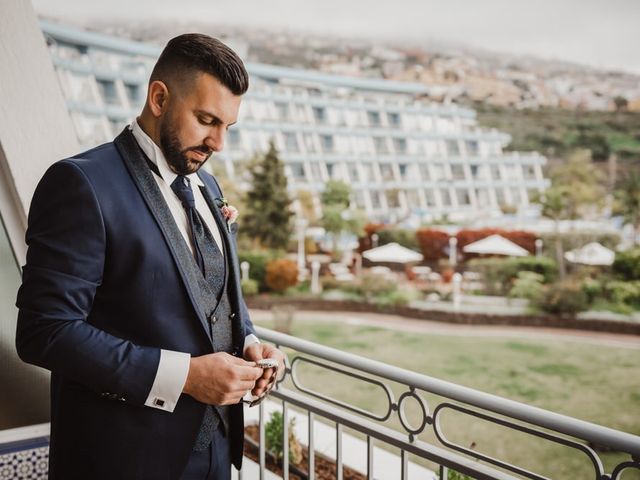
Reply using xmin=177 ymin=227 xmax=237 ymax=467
xmin=16 ymin=129 xmax=255 ymax=479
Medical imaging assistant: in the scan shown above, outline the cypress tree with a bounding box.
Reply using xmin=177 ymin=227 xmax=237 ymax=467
xmin=243 ymin=141 xmax=293 ymax=249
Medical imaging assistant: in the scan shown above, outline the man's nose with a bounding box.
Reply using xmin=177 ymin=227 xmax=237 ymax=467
xmin=204 ymin=127 xmax=225 ymax=152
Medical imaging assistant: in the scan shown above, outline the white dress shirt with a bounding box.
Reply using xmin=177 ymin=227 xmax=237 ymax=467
xmin=130 ymin=120 xmax=258 ymax=412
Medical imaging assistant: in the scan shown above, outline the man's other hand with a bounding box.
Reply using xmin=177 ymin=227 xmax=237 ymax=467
xmin=244 ymin=343 xmax=286 ymax=397
xmin=182 ymin=352 xmax=263 ymax=405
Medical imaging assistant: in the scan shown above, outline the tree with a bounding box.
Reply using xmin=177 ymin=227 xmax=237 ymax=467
xmin=319 ymin=181 xmax=366 ymax=254
xmin=533 ymin=149 xmax=606 ymax=277
xmin=614 ymin=170 xmax=640 ymax=245
xmin=321 ymin=180 xmax=351 ymax=206
xmin=243 ymin=141 xmax=293 ymax=249
xmin=613 ymin=95 xmax=628 ymax=112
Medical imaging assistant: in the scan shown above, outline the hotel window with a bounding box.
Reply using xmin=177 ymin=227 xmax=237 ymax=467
xmin=227 ymin=129 xmax=241 ymax=148
xmin=456 ymin=189 xmax=471 ymax=205
xmin=424 ymin=188 xmax=437 ymax=206
xmin=109 ymin=120 xmax=126 ymax=137
xmin=312 ymin=106 xmax=326 ymax=123
xmin=361 ymin=163 xmax=376 ymax=182
xmin=309 ymin=163 xmax=323 ymax=182
xmin=320 ymin=135 xmax=334 ymax=153
xmin=470 ymin=164 xmax=479 ymax=179
xmin=124 ymin=83 xmax=143 ymax=107
xmin=490 ymin=165 xmax=502 ymax=181
xmin=398 ymin=164 xmax=408 ymax=180
xmin=373 ymin=137 xmax=389 ymax=155
xmin=347 ymin=164 xmax=360 ymax=182
xmin=386 ymin=190 xmax=400 ymax=208
xmin=440 ymin=188 xmax=453 ymax=206
xmin=289 ymin=163 xmax=306 ymax=182
xmin=431 ymin=164 xmax=447 ymax=181
xmin=511 ymin=188 xmax=523 ymax=205
xmin=326 ymin=163 xmax=335 ymax=179
xmin=379 ymin=163 xmax=395 ymax=181
xmin=475 ymin=188 xmax=491 ymax=206
xmin=446 ymin=139 xmax=460 ymax=156
xmin=393 ymin=138 xmax=407 ymax=154
xmin=495 ymin=188 xmax=507 ymax=206
xmin=524 ymin=165 xmax=537 ymax=179
xmin=465 ymin=140 xmax=479 ymax=156
xmin=370 ymin=190 xmax=383 ymax=209
xmin=451 ymin=164 xmax=466 ymax=180
xmin=96 ymin=79 xmax=119 ymax=105
xmin=418 ymin=164 xmax=431 ymax=181
xmin=284 ymin=132 xmax=299 ymax=152
xmin=303 ymin=133 xmax=317 ymax=153
xmin=275 ymin=102 xmax=289 ymax=120
xmin=387 ymin=112 xmax=401 ymax=127
xmin=406 ymin=189 xmax=420 ymax=208
xmin=354 ymin=190 xmax=366 ymax=209
xmin=367 ymin=111 xmax=381 ymax=127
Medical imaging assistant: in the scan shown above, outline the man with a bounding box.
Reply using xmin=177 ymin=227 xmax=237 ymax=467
xmin=15 ymin=33 xmax=284 ymax=479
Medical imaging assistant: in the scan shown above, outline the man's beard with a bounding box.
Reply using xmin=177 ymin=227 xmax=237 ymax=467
xmin=159 ymin=120 xmax=212 ymax=175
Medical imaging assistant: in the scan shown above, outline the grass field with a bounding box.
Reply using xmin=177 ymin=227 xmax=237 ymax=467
xmin=254 ymin=315 xmax=640 ymax=479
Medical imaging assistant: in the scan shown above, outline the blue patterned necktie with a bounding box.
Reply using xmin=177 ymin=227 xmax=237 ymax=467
xmin=170 ymin=174 xmax=228 ymax=451
xmin=170 ymin=175 xmax=225 ymax=295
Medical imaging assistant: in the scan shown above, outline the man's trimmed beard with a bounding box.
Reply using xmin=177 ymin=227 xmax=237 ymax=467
xmin=159 ymin=118 xmax=212 ymax=175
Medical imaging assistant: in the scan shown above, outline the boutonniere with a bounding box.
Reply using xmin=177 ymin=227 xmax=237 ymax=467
xmin=215 ymin=197 xmax=239 ymax=233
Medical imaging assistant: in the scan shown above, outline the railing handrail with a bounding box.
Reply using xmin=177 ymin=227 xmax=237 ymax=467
xmin=256 ymin=326 xmax=640 ymax=457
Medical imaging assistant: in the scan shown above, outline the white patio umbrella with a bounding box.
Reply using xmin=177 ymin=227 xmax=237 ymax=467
xmin=564 ymin=242 xmax=615 ymax=266
xmin=362 ymin=242 xmax=424 ymax=263
xmin=462 ymin=234 xmax=529 ymax=257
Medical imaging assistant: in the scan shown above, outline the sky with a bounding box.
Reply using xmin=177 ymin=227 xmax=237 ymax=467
xmin=31 ymin=0 xmax=640 ymax=74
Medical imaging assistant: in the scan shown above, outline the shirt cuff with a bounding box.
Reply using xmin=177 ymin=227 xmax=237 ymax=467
xmin=243 ymin=334 xmax=260 ymax=355
xmin=144 ymin=349 xmax=190 ymax=412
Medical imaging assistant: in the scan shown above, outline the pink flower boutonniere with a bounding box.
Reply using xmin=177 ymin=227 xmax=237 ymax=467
xmin=216 ymin=197 xmax=239 ymax=232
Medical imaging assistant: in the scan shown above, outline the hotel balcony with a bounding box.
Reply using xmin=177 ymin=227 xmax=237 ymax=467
xmin=2 ymin=325 xmax=639 ymax=479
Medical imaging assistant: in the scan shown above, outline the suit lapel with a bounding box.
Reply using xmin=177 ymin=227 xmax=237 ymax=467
xmin=198 ymin=174 xmax=247 ymax=342
xmin=114 ymin=128 xmax=214 ymax=343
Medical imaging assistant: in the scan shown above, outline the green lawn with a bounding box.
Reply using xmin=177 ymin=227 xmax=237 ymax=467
xmin=255 ymin=316 xmax=640 ymax=479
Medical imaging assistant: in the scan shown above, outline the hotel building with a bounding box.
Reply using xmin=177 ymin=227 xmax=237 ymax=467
xmin=41 ymin=20 xmax=549 ymax=223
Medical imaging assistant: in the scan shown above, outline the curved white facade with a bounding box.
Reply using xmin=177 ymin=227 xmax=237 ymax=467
xmin=41 ymin=20 xmax=549 ymax=223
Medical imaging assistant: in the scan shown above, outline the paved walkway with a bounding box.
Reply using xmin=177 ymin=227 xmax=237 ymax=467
xmin=249 ymin=309 xmax=640 ymax=349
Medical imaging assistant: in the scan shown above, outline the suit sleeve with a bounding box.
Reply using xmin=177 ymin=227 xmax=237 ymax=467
xmin=15 ymin=160 xmax=160 ymax=406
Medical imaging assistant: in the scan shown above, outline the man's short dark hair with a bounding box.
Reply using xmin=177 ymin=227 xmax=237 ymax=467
xmin=150 ymin=33 xmax=249 ymax=96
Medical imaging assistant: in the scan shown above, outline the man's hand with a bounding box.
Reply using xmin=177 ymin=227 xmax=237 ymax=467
xmin=244 ymin=343 xmax=286 ymax=397
xmin=182 ymin=352 xmax=263 ymax=405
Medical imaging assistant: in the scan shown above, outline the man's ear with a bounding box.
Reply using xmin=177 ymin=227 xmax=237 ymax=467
xmin=148 ymin=80 xmax=169 ymax=117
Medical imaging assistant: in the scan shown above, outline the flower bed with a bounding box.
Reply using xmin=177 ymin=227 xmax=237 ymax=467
xmin=244 ymin=425 xmax=366 ymax=480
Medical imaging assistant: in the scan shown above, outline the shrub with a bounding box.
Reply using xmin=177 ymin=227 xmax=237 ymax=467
xmin=503 ymin=257 xmax=558 ymax=284
xmin=264 ymin=411 xmax=303 ymax=464
xmin=238 ymin=250 xmax=281 ymax=291
xmin=358 ymin=272 xmax=397 ymax=302
xmin=265 ymin=258 xmax=298 ymax=293
xmin=375 ymin=289 xmax=417 ymax=307
xmin=416 ymin=229 xmax=450 ymax=261
xmin=612 ymin=248 xmax=640 ymax=281
xmin=604 ymin=281 xmax=640 ymax=308
xmin=467 ymin=257 xmax=557 ymax=295
xmin=581 ymin=278 xmax=603 ymax=304
xmin=535 ymin=281 xmax=589 ymax=315
xmin=509 ymin=271 xmax=545 ymax=303
xmin=241 ymin=278 xmax=259 ymax=297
